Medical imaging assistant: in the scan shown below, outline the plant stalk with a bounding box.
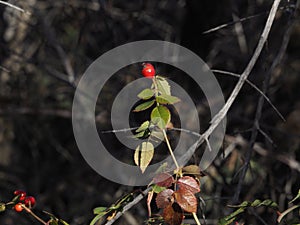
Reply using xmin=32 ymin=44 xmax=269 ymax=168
xmin=192 ymin=212 xmax=201 ymax=225
xmin=162 ymin=129 xmax=179 ymax=170
xmin=23 ymin=205 xmax=47 ymax=225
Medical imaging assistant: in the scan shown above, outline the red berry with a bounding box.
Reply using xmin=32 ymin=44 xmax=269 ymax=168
xmin=14 ymin=203 xmax=23 ymax=212
xmin=14 ymin=190 xmax=27 ymax=201
xmin=142 ymin=63 xmax=155 ymax=78
xmin=24 ymin=196 xmax=36 ymax=208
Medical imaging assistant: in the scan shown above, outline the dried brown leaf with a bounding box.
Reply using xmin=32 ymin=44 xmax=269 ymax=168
xmin=177 ymin=176 xmax=200 ymax=194
xmin=174 ymin=189 xmax=197 ymax=213
xmin=162 ymin=203 xmax=184 ymax=225
xmin=156 ymin=189 xmax=174 ymax=209
xmin=153 ymin=173 xmax=174 ymax=187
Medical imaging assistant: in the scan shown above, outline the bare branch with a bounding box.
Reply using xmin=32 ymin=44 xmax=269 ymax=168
xmin=104 ymin=187 xmax=152 ymax=225
xmin=42 ymin=17 xmax=75 ymax=84
xmin=212 ymin=69 xmax=285 ymax=121
xmin=202 ymin=12 xmax=265 ymax=34
xmin=0 ymin=65 xmax=10 ymax=73
xmin=0 ymin=0 xmax=30 ymax=14
xmin=233 ymin=63 xmax=271 ymax=203
xmin=233 ymin=0 xmax=298 ymax=202
xmin=202 ymin=5 xmax=290 ymax=34
xmin=196 ymin=0 xmax=282 ymax=150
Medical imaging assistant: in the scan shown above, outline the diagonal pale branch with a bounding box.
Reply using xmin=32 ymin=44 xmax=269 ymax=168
xmin=195 ymin=0 xmax=282 ymax=149
xmin=101 ymin=0 xmax=282 ymax=224
xmin=0 ymin=0 xmax=28 ymax=14
xmin=233 ymin=0 xmax=298 ymax=203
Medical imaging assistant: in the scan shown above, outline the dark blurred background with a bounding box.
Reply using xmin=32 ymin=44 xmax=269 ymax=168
xmin=0 ymin=0 xmax=299 ymax=224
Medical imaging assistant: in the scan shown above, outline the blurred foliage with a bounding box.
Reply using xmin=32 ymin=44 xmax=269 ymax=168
xmin=0 ymin=0 xmax=299 ymax=224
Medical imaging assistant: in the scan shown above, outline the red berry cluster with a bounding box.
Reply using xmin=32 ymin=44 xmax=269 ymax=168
xmin=142 ymin=63 xmax=156 ymax=79
xmin=13 ymin=190 xmax=36 ymax=212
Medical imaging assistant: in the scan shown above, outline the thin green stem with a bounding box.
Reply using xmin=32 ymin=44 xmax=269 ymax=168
xmin=162 ymin=129 xmax=179 ymax=170
xmin=152 ymin=76 xmax=200 ymax=225
xmin=153 ymin=77 xmax=179 ymax=170
xmin=152 ymin=77 xmax=159 ymax=97
xmin=192 ymin=212 xmax=201 ymax=225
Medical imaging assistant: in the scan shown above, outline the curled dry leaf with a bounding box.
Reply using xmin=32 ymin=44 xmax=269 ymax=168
xmin=174 ymin=189 xmax=197 ymax=213
xmin=156 ymin=189 xmax=174 ymax=209
xmin=177 ymin=176 xmax=200 ymax=194
xmin=153 ymin=172 xmax=174 ymax=187
xmin=182 ymin=165 xmax=206 ymax=179
xmin=162 ymin=203 xmax=184 ymax=225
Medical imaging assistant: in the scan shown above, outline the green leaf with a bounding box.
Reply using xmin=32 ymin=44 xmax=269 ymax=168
xmin=220 ymin=199 xmax=279 ymax=225
xmin=156 ymin=76 xmax=171 ymax=95
xmin=134 ymin=130 xmax=150 ymax=139
xmin=289 ymin=189 xmax=300 ymax=204
xmin=156 ymin=94 xmax=180 ymax=105
xmin=134 ymin=142 xmax=154 ymax=173
xmin=90 ymin=214 xmax=105 ymax=225
xmin=228 ymin=201 xmax=250 ymax=208
xmin=0 ymin=203 xmax=5 ymax=212
xmin=12 ymin=195 xmax=20 ymax=202
xmin=152 ymin=184 xmax=166 ymax=194
xmin=59 ymin=219 xmax=70 ymax=225
xmin=49 ymin=219 xmax=59 ymax=225
xmin=260 ymin=199 xmax=278 ymax=208
xmin=138 ymin=89 xmax=154 ymax=100
xmin=110 ymin=193 xmax=134 ymax=210
xmin=251 ymin=199 xmax=262 ymax=207
xmin=93 ymin=207 xmax=108 ymax=215
xmin=218 ymin=217 xmax=236 ymax=225
xmin=136 ymin=121 xmax=150 ymax=133
xmin=42 ymin=211 xmax=69 ymax=225
xmin=218 ymin=207 xmax=245 ymax=225
xmin=133 ymin=100 xmax=155 ymax=112
xmin=151 ymin=105 xmax=171 ymax=129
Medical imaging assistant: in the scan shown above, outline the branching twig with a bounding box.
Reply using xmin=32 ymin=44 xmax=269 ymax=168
xmin=233 ymin=67 xmax=271 ymax=203
xmin=23 ymin=206 xmax=47 ymax=225
xmin=0 ymin=65 xmax=10 ymax=73
xmin=104 ymin=187 xmax=152 ymax=225
xmin=41 ymin=17 xmax=75 ymax=84
xmin=233 ymin=0 xmax=298 ymax=202
xmin=202 ymin=5 xmax=291 ymax=34
xmin=212 ymin=69 xmax=285 ymax=121
xmin=193 ymin=0 xmax=282 ymax=153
